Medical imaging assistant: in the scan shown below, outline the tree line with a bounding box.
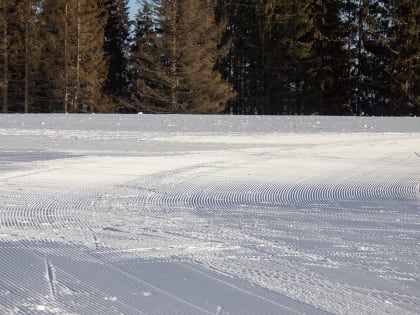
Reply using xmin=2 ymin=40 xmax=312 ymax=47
xmin=0 ymin=0 xmax=418 ymax=115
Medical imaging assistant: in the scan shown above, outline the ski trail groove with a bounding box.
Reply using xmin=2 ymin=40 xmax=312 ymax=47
xmin=1 ymin=115 xmax=419 ymax=314
xmin=45 ymin=257 xmax=57 ymax=301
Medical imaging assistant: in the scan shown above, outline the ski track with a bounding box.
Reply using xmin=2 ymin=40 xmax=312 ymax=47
xmin=109 ymin=175 xmax=419 ymax=314
xmin=0 ymin=114 xmax=419 ymax=314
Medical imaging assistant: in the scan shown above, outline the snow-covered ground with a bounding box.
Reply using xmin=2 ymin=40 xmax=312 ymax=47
xmin=0 ymin=114 xmax=419 ymax=314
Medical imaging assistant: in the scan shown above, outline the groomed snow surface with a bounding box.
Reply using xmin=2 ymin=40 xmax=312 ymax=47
xmin=0 ymin=114 xmax=419 ymax=315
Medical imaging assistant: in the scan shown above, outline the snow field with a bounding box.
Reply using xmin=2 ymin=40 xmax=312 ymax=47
xmin=0 ymin=114 xmax=419 ymax=314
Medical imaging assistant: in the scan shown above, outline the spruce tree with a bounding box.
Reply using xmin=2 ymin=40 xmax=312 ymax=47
xmin=130 ymin=2 xmax=171 ymax=112
xmin=5 ymin=1 xmax=26 ymax=112
xmin=221 ymin=0 xmax=261 ymax=114
xmin=77 ymin=0 xmax=108 ymax=111
xmin=386 ymin=1 xmax=419 ymax=115
xmin=38 ymin=0 xmax=108 ymax=112
xmin=0 ymin=0 xmax=8 ymax=112
xmin=306 ymin=0 xmax=348 ymax=114
xmin=2 ymin=0 xmax=42 ymax=112
xmin=130 ymin=0 xmax=231 ymax=113
xmin=38 ymin=1 xmax=71 ymax=112
xmin=173 ymin=0 xmax=232 ymax=113
xmin=271 ymin=0 xmax=314 ymax=115
xmin=103 ymin=0 xmax=130 ymax=101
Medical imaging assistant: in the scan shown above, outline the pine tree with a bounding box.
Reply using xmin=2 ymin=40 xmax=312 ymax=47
xmin=128 ymin=0 xmax=181 ymax=112
xmin=221 ymin=0 xmax=261 ymax=114
xmin=103 ymin=0 xmax=130 ymax=100
xmin=1 ymin=0 xmax=23 ymax=112
xmin=339 ymin=0 xmax=419 ymax=116
xmin=348 ymin=0 xmax=382 ymax=115
xmin=306 ymin=0 xmax=348 ymax=114
xmin=37 ymin=1 xmax=70 ymax=112
xmin=0 ymin=0 xmax=416 ymax=115
xmin=223 ymin=0 xmax=325 ymax=114
xmin=386 ymin=1 xmax=419 ymax=115
xmin=0 ymin=0 xmax=8 ymax=112
xmin=173 ymin=0 xmax=232 ymax=113
xmin=269 ymin=0 xmax=314 ymax=114
xmin=38 ymin=0 xmax=108 ymax=112
xmin=130 ymin=0 xmax=232 ymax=113
xmin=1 ymin=0 xmax=42 ymax=112
xmin=130 ymin=2 xmax=171 ymax=112
xmin=77 ymin=0 xmax=108 ymax=111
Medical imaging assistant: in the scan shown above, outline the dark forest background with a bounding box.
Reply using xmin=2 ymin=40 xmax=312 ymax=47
xmin=0 ymin=0 xmax=418 ymax=115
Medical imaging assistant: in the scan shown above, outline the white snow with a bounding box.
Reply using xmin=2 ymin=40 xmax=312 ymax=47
xmin=0 ymin=114 xmax=419 ymax=314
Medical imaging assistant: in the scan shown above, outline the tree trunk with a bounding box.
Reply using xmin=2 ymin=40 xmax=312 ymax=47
xmin=24 ymin=0 xmax=29 ymax=113
xmin=74 ymin=0 xmax=80 ymax=112
xmin=170 ymin=0 xmax=178 ymax=112
xmin=64 ymin=1 xmax=69 ymax=113
xmin=1 ymin=0 xmax=8 ymax=113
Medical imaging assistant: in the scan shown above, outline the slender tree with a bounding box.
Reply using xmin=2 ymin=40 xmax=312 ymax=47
xmin=64 ymin=0 xmax=69 ymax=112
xmin=130 ymin=2 xmax=171 ymax=112
xmin=221 ymin=0 xmax=260 ymax=114
xmin=386 ymin=0 xmax=419 ymax=115
xmin=0 ymin=0 xmax=416 ymax=115
xmin=173 ymin=0 xmax=232 ymax=112
xmin=77 ymin=0 xmax=108 ymax=111
xmin=24 ymin=0 xmax=29 ymax=112
xmin=158 ymin=0 xmax=180 ymax=111
xmin=1 ymin=0 xmax=8 ymax=113
xmin=38 ymin=0 xmax=108 ymax=112
xmin=3 ymin=0 xmax=41 ymax=112
xmin=305 ymin=0 xmax=348 ymax=114
xmin=38 ymin=1 xmax=69 ymax=112
xmin=130 ymin=0 xmax=231 ymax=113
xmin=222 ymin=0 xmax=318 ymax=114
xmin=103 ymin=0 xmax=130 ymax=100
